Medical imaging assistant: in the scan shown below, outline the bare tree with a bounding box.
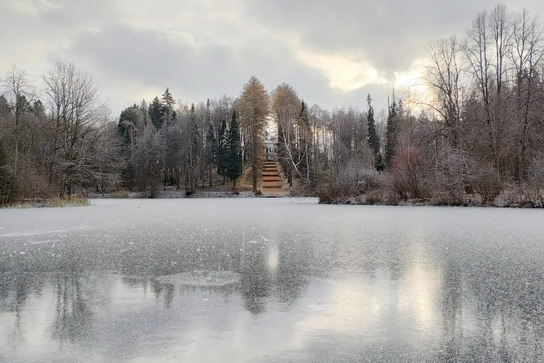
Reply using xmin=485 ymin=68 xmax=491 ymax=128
xmin=271 ymin=83 xmax=300 ymax=185
xmin=510 ymin=10 xmax=544 ymax=179
xmin=43 ymin=61 xmax=109 ymax=197
xmin=1 ymin=65 xmax=32 ymax=177
xmin=425 ymin=37 xmax=464 ymax=147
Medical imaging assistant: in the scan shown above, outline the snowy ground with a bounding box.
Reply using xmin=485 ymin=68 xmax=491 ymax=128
xmin=1 ymin=199 xmax=544 ymax=361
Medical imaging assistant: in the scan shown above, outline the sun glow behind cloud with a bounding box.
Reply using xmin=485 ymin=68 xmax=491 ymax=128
xmin=293 ymin=46 xmax=388 ymax=92
xmin=392 ymin=58 xmax=433 ymax=112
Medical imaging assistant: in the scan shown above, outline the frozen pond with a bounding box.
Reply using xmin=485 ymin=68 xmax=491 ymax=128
xmin=1 ymin=198 xmax=544 ymax=362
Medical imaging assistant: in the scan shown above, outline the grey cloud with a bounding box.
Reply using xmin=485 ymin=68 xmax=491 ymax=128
xmin=246 ymin=0 xmax=527 ymax=72
xmin=2 ymin=0 xmax=544 ymax=116
xmin=66 ymin=25 xmax=334 ymax=112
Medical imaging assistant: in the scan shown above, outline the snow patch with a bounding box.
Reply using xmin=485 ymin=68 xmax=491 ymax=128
xmin=29 ymin=239 xmax=60 ymax=245
xmin=156 ymin=270 xmax=241 ymax=287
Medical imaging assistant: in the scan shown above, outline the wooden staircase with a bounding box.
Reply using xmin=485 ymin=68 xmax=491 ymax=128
xmin=261 ymin=161 xmax=285 ymax=196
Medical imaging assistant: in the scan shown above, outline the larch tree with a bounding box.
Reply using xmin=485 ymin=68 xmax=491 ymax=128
xmin=237 ymin=76 xmax=269 ymax=193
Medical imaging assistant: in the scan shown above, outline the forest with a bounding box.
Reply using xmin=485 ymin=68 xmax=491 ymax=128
xmin=1 ymin=5 xmax=544 ymax=207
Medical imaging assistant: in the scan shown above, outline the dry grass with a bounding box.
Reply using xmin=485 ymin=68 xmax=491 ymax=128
xmin=47 ymin=196 xmax=90 ymax=207
xmin=5 ymin=196 xmax=90 ymax=208
xmin=109 ymin=190 xmax=130 ymax=198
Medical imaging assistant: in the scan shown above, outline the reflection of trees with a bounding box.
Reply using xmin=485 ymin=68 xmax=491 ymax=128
xmin=437 ymin=262 xmax=463 ymax=361
xmin=0 ymin=273 xmax=46 ymax=348
xmin=240 ymin=241 xmax=272 ymax=314
xmin=122 ymin=276 xmax=177 ymax=308
xmin=275 ymin=242 xmax=309 ymax=306
xmin=151 ymin=280 xmax=175 ymax=308
xmin=238 ymin=237 xmax=312 ymax=313
xmin=52 ymin=274 xmax=100 ymax=345
xmin=437 ymin=257 xmax=544 ymax=361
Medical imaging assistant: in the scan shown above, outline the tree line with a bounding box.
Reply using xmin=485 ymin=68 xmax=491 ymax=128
xmin=1 ymin=5 xmax=544 ymax=206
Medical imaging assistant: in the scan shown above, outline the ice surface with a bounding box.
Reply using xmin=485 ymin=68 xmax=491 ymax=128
xmin=1 ymin=198 xmax=544 ymax=362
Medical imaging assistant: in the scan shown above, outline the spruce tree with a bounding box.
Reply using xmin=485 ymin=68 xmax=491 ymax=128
xmin=298 ymin=100 xmax=312 ymax=184
xmin=226 ymin=110 xmax=242 ymax=189
xmin=187 ymin=104 xmax=200 ymax=192
xmin=385 ymin=99 xmax=399 ymax=167
xmin=216 ymin=119 xmax=228 ymax=183
xmin=160 ymin=88 xmax=176 ymax=126
xmin=205 ymin=122 xmax=217 ymax=186
xmin=366 ymin=94 xmax=382 ymax=170
xmin=367 ymin=94 xmax=380 ymax=154
xmin=148 ymin=97 xmax=162 ymax=129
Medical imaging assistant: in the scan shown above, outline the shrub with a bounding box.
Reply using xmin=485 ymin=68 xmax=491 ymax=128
xmin=528 ymin=153 xmax=544 ymax=207
xmin=433 ymin=148 xmax=474 ymax=205
xmin=389 ymin=146 xmax=426 ymax=200
xmin=468 ymin=165 xmax=502 ymax=204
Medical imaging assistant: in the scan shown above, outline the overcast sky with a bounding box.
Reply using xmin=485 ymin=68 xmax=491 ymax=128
xmin=2 ymin=0 xmax=544 ymax=116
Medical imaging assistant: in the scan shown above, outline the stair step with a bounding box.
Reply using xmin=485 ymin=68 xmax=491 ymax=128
xmin=262 ymin=182 xmax=282 ymax=187
xmin=261 ymin=162 xmax=286 ymax=195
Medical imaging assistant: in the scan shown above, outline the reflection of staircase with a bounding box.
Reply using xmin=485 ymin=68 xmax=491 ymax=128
xmin=261 ymin=161 xmax=285 ymax=196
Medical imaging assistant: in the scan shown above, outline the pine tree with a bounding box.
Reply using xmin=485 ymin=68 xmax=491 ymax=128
xmin=226 ymin=110 xmax=242 ymax=189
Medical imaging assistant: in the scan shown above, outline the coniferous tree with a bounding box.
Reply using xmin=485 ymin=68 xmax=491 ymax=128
xmin=226 ymin=110 xmax=242 ymax=189
xmin=117 ymin=105 xmax=141 ymax=188
xmin=187 ymin=104 xmax=200 ymax=192
xmin=298 ymin=100 xmax=313 ymax=184
xmin=385 ymin=98 xmax=399 ymax=167
xmin=160 ymin=88 xmax=176 ymax=126
xmin=205 ymin=122 xmax=217 ymax=186
xmin=237 ymin=76 xmax=269 ymax=193
xmin=216 ymin=119 xmax=228 ymax=183
xmin=148 ymin=97 xmax=162 ymax=129
xmin=366 ymin=94 xmax=383 ymax=170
